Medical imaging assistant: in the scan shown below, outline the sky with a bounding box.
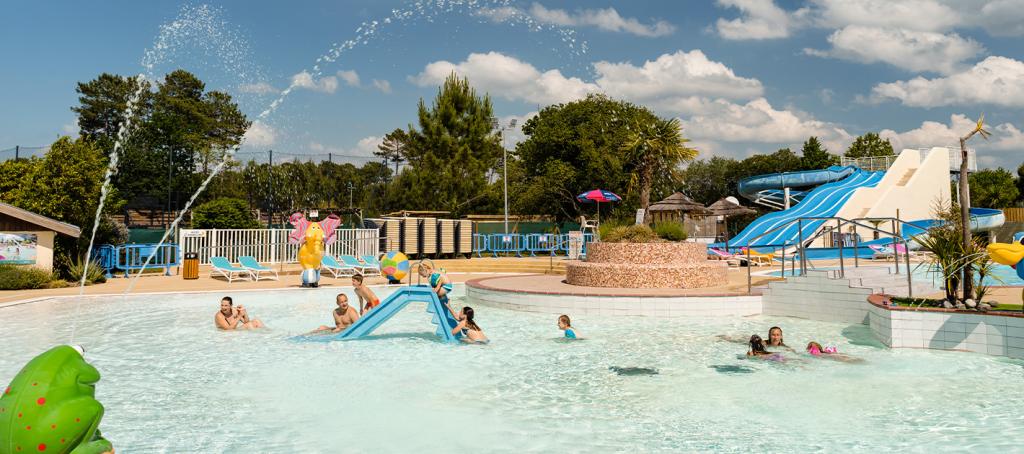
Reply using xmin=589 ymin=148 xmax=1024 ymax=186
xmin=1 ymin=0 xmax=1023 ymax=170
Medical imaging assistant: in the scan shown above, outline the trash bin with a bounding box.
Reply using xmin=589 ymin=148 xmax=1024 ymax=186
xmin=183 ymin=252 xmax=199 ymax=280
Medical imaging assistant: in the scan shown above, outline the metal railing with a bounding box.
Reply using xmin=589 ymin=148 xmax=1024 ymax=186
xmin=178 ymin=228 xmax=380 ymax=264
xmin=744 ymin=216 xmax=932 ymax=297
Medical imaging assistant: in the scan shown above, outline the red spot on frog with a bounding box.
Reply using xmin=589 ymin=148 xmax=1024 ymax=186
xmin=75 ymin=417 xmax=80 ymax=423
xmin=36 ymin=397 xmax=46 ymax=406
xmin=51 ymin=424 xmax=56 ymax=429
xmin=37 ymin=444 xmax=46 ymax=451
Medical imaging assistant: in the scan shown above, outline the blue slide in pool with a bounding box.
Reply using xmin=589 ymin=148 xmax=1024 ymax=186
xmin=738 ymin=165 xmax=856 ymax=208
xmin=293 ymin=286 xmax=462 ymax=342
xmin=724 ymin=169 xmax=885 ymax=249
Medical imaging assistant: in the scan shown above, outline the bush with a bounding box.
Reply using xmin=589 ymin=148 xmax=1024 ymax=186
xmin=191 ymin=198 xmax=261 ymax=229
xmin=653 ymin=222 xmax=688 ymax=241
xmin=0 ymin=264 xmax=57 ymax=290
xmin=602 ymin=224 xmax=659 ymax=243
xmin=597 ymin=219 xmax=628 ymax=239
xmin=66 ymin=257 xmax=107 ymax=284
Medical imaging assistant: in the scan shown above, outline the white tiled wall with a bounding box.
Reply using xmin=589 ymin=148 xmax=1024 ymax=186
xmin=871 ymin=306 xmax=1024 ymax=359
xmin=466 ymin=286 xmax=762 ymax=317
xmin=762 ymin=271 xmax=874 ymax=324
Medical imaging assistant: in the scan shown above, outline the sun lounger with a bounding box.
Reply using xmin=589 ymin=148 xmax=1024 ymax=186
xmin=238 ymin=255 xmax=278 ymax=281
xmin=708 ymin=248 xmax=743 ymax=267
xmin=209 ymin=256 xmax=252 ymax=283
xmin=321 ymin=255 xmax=357 ymax=278
xmin=340 ymin=255 xmax=380 ymax=276
xmin=361 ymin=255 xmax=384 ymax=276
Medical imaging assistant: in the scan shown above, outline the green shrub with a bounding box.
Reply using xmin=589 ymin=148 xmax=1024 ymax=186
xmin=191 ymin=198 xmax=261 ymax=229
xmin=597 ymin=219 xmax=628 ymax=239
xmin=602 ymin=224 xmax=659 ymax=243
xmin=0 ymin=264 xmax=57 ymax=290
xmin=653 ymin=222 xmax=688 ymax=241
xmin=66 ymin=257 xmax=107 ymax=284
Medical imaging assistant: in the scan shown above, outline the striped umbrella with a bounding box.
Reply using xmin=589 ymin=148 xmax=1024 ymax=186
xmin=577 ymin=189 xmax=621 ymax=223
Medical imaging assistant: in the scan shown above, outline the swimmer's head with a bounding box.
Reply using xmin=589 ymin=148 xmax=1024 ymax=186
xmin=336 ymin=293 xmax=349 ymax=309
xmin=351 ymin=274 xmax=364 ymax=286
xmin=806 ymin=341 xmax=823 ymax=356
xmin=220 ymin=297 xmax=233 ymax=313
xmin=768 ymin=326 xmax=784 ymax=346
xmin=558 ymin=314 xmax=571 ymax=329
xmin=749 ymin=335 xmax=767 ymax=354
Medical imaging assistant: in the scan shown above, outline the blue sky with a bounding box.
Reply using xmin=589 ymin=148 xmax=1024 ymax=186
xmin=1 ymin=0 xmax=1023 ymax=170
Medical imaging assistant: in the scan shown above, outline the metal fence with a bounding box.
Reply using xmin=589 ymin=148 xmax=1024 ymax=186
xmin=178 ymin=228 xmax=380 ymax=264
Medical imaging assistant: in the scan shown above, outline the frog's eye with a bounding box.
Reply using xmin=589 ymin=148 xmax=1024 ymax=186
xmin=71 ymin=345 xmax=86 ymax=357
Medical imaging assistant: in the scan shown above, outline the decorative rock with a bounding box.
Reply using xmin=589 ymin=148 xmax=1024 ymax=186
xmin=942 ymin=301 xmax=955 ymax=309
xmin=955 ymin=302 xmax=967 ymax=310
xmin=566 ymin=242 xmax=727 ymax=288
xmin=990 ymin=301 xmax=1000 ymax=308
xmin=979 ymin=303 xmax=992 ymax=312
xmin=965 ymin=298 xmax=977 ymax=309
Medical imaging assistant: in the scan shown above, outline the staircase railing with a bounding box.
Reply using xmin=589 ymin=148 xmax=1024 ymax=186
xmin=744 ymin=216 xmax=933 ymax=297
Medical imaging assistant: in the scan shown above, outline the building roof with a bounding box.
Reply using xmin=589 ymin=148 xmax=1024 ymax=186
xmin=0 ymin=202 xmax=82 ymax=237
xmin=705 ymin=198 xmax=757 ymax=217
xmin=648 ymin=192 xmax=709 ymax=213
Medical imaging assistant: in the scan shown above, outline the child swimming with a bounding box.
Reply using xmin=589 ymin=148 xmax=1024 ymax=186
xmin=806 ymin=342 xmax=863 ymax=363
xmin=558 ymin=314 xmax=578 ymax=339
xmin=747 ymin=335 xmax=785 ymax=361
xmin=419 ymin=262 xmax=452 ymax=304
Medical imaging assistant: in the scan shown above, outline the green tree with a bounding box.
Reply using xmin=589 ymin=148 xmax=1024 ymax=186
xmin=844 ymin=132 xmax=895 ymax=158
xmin=739 ymin=148 xmax=802 ymax=178
xmin=514 ymin=94 xmax=659 ymax=221
xmin=679 ymin=156 xmax=741 ymax=205
xmin=969 ymin=168 xmax=1019 ymax=208
xmin=800 ymin=136 xmax=839 ymax=169
xmin=393 ymin=73 xmax=502 ymax=215
xmin=71 ymin=73 xmax=153 ymax=149
xmin=191 ymin=198 xmax=261 ymax=229
xmin=621 ymin=117 xmax=698 ymax=213
xmin=375 ymin=128 xmax=408 ymax=177
xmin=1017 ymin=163 xmax=1024 ymax=205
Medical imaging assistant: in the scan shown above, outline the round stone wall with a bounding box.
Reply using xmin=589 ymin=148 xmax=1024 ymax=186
xmin=565 ymin=242 xmax=728 ymax=288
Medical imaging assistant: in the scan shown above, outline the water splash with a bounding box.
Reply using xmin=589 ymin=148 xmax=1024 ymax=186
xmin=124 ymin=0 xmax=588 ymax=292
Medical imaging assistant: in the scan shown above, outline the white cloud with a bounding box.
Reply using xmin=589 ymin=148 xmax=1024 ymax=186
xmin=527 ymin=3 xmax=675 ymax=37
xmin=337 ymin=70 xmax=360 ymax=87
xmin=372 ymin=79 xmax=392 ymax=94
xmin=290 ymin=71 xmax=338 ymax=94
xmin=810 ymin=0 xmax=959 ymax=32
xmin=679 ymin=98 xmax=852 ymax=149
xmin=869 ymin=56 xmax=1024 ymax=107
xmin=714 ymin=0 xmax=799 ymax=40
xmin=494 ymin=111 xmax=538 ymax=147
xmin=805 ymin=26 xmax=983 ymax=74
xmin=475 ymin=6 xmax=521 ymax=23
xmin=411 ymin=50 xmax=761 ymax=108
xmin=881 ymin=114 xmax=1024 ymax=151
xmin=61 ymin=121 xmax=78 ymax=136
xmin=243 ymin=121 xmax=276 ymax=147
xmin=238 ymin=82 xmax=279 ymax=95
xmin=410 ymin=52 xmax=599 ymax=105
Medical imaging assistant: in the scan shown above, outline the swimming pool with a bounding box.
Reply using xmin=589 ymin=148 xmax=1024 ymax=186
xmin=768 ymin=264 xmax=1024 ymax=286
xmin=2 ymin=286 xmax=1023 ymax=452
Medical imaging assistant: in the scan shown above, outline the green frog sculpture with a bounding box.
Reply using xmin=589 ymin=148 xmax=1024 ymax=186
xmin=0 ymin=345 xmax=113 ymax=454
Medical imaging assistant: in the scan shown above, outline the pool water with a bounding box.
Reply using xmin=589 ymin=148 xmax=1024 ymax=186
xmin=769 ymin=263 xmax=1024 ymax=287
xmin=3 ymin=286 xmax=1024 ymax=452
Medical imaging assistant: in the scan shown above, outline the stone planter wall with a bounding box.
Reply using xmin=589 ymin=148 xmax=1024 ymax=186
xmin=565 ymin=242 xmax=727 ymax=288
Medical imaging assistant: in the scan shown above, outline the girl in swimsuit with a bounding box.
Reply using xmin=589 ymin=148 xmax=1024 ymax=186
xmin=747 ymin=335 xmax=784 ymax=361
xmin=448 ymin=305 xmax=488 ymax=343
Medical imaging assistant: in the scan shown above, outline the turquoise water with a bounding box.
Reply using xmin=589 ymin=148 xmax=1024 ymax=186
xmin=2 ymin=286 xmax=1024 ymax=452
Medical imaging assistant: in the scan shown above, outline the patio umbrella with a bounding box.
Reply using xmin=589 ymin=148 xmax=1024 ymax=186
xmin=706 ymin=197 xmax=757 ymax=249
xmin=648 ymin=192 xmax=710 ymax=222
xmin=577 ymin=189 xmax=621 ymax=223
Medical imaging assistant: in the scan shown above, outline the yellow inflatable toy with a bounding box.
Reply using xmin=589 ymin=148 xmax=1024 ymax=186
xmin=986 ymin=236 xmax=1024 ymax=309
xmin=289 ymin=212 xmax=342 ymax=288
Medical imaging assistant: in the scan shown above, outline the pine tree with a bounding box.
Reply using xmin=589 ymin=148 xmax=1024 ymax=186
xmin=800 ymin=136 xmax=839 ymax=169
xmin=844 ymin=132 xmax=895 ymax=158
xmin=394 ymin=72 xmax=501 ymax=215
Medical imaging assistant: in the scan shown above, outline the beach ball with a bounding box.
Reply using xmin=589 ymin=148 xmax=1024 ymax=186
xmin=380 ymin=251 xmax=410 ymax=281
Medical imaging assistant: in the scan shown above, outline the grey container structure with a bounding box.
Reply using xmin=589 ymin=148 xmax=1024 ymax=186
xmin=419 ymin=217 xmax=437 ymax=257
xmin=455 ymin=220 xmax=474 ymax=258
xmin=438 ymin=219 xmax=457 ymax=256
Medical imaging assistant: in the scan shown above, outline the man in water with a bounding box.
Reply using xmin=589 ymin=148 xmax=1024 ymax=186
xmin=215 ymin=296 xmax=265 ymax=330
xmin=311 ymin=293 xmax=360 ymax=334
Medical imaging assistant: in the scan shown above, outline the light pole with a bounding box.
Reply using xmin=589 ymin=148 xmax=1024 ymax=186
xmin=491 ymin=117 xmax=517 ymax=236
xmin=347 ymin=182 xmax=354 ymax=209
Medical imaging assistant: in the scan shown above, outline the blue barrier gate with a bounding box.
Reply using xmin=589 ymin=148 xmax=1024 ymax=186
xmin=473 ymin=234 xmax=489 ymax=258
xmin=489 ymin=234 xmax=524 ymax=257
xmin=109 ymin=243 xmax=180 ymax=277
xmin=91 ymin=245 xmax=117 ymax=279
xmin=526 ymin=233 xmax=558 ymax=256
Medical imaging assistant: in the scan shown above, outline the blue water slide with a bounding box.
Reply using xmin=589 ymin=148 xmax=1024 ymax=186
xmin=293 ymin=286 xmax=461 ymax=343
xmin=726 ymin=170 xmax=884 ymax=249
xmin=859 ymin=208 xmax=1005 ymax=249
xmin=737 ymin=166 xmax=857 ymax=206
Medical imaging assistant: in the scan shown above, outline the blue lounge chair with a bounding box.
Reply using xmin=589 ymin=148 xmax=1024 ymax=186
xmin=238 ymin=255 xmax=279 ymax=281
xmin=340 ymin=255 xmax=380 ymax=276
xmin=321 ymin=255 xmax=357 ymax=278
xmin=209 ymin=256 xmax=252 ymax=283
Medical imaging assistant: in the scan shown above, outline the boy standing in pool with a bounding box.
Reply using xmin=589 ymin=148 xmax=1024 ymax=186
xmin=310 ymin=293 xmax=360 ymax=334
xmin=352 ymin=274 xmax=380 ymax=314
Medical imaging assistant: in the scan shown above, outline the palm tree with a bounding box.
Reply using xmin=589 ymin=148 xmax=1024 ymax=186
xmin=957 ymin=114 xmax=991 ymax=300
xmin=621 ymin=117 xmax=698 ymax=219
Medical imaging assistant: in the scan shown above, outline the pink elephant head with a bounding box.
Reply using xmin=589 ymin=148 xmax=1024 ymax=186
xmin=288 ymin=212 xmax=343 ymax=245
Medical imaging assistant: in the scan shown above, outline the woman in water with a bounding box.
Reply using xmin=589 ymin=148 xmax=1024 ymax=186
xmin=765 ymin=326 xmax=794 ymax=352
xmin=448 ymin=305 xmax=488 ymax=343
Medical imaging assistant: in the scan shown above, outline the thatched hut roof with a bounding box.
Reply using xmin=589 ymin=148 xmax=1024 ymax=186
xmin=648 ymin=192 xmax=709 ymax=214
xmin=705 ymin=198 xmax=757 ymax=217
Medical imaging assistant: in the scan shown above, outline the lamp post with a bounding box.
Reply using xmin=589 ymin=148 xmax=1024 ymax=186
xmin=491 ymin=117 xmax=517 ymax=236
xmin=347 ymin=181 xmax=354 ymax=209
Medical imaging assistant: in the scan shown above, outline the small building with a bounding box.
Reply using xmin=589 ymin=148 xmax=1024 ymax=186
xmin=0 ymin=202 xmax=81 ymax=272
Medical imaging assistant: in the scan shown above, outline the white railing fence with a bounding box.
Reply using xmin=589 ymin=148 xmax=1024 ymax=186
xmin=178 ymin=229 xmax=381 ymax=264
